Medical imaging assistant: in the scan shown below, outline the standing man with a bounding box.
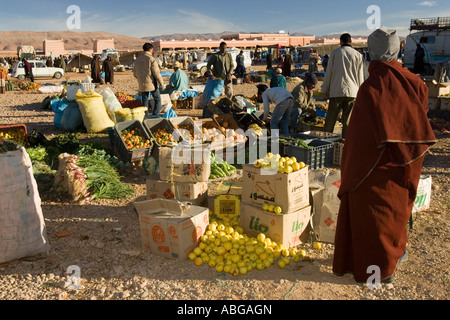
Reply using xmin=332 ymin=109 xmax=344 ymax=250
xmin=22 ymin=58 xmax=34 ymax=82
xmin=258 ymin=85 xmax=294 ymax=136
xmin=266 ymin=50 xmax=273 ymax=71
xmin=133 ymin=43 xmax=165 ymax=116
xmin=333 ymin=26 xmax=436 ymax=284
xmin=103 ymin=56 xmax=114 ymax=85
xmin=282 ymin=52 xmax=292 ymax=78
xmin=90 ymin=55 xmax=102 ymax=84
xmin=321 ymin=33 xmax=364 ymax=138
xmin=290 ymin=73 xmax=318 ymax=133
xmin=414 ymin=43 xmax=425 ymax=74
xmin=201 ymin=41 xmax=234 ymax=118
xmin=235 ymin=50 xmax=246 ymax=79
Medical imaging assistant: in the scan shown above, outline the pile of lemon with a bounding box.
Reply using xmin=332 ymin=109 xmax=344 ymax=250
xmin=189 ymin=217 xmax=309 ymax=276
xmin=253 ymin=153 xmax=307 ymax=174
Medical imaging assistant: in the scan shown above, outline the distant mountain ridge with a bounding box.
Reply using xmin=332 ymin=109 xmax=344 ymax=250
xmin=0 ymin=31 xmax=146 ymax=52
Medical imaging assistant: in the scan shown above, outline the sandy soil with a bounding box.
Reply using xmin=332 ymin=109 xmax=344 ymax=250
xmin=0 ymin=65 xmax=448 ymax=301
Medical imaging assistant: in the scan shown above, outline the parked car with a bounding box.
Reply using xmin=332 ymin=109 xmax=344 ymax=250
xmin=11 ymin=60 xmax=65 ymax=80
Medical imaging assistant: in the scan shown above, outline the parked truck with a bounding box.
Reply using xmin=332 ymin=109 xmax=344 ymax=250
xmin=403 ymin=17 xmax=450 ymax=75
xmin=17 ymin=46 xmax=36 ymax=60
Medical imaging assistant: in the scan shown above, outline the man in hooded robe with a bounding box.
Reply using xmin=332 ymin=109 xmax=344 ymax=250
xmin=332 ymin=26 xmax=437 ymax=284
xmin=91 ymin=55 xmax=102 ymax=84
xmin=103 ymin=56 xmax=114 ymax=84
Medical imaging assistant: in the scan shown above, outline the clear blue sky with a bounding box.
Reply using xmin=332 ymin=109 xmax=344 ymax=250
xmin=1 ymin=0 xmax=450 ymax=38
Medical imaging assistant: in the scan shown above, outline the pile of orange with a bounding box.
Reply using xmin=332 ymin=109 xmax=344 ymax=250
xmin=121 ymin=128 xmax=151 ymax=150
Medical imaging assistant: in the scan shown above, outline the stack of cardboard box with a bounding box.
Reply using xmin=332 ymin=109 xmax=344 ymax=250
xmin=145 ymin=145 xmax=210 ymax=206
xmin=239 ymin=164 xmax=311 ymax=248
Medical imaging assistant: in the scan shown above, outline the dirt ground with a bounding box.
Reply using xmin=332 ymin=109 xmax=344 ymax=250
xmin=0 ymin=65 xmax=448 ymax=302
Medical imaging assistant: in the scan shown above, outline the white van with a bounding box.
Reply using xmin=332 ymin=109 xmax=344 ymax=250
xmin=188 ymin=49 xmax=252 ymax=75
xmin=403 ymin=17 xmax=450 ymax=74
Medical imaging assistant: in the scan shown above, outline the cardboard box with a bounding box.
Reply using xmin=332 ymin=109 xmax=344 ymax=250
xmin=412 ymin=175 xmax=432 ymax=213
xmin=159 ymin=145 xmax=211 ymax=183
xmin=240 ymin=203 xmax=311 ymax=248
xmin=241 ymin=164 xmax=309 ymax=214
xmin=134 ymin=199 xmax=209 ymax=259
xmin=308 ymin=169 xmax=341 ymax=244
xmin=146 ymin=179 xmax=208 ymax=206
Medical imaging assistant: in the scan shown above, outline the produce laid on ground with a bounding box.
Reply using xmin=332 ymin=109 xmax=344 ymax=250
xmin=18 ymin=81 xmax=41 ymax=92
xmin=253 ymin=152 xmax=307 ymax=173
xmin=210 ymin=153 xmax=237 ymax=179
xmin=188 ymin=217 xmax=314 ymax=276
xmin=153 ymin=128 xmax=178 ymax=146
xmin=26 ymin=134 xmax=132 ymax=201
xmin=120 ymin=128 xmax=152 ymax=150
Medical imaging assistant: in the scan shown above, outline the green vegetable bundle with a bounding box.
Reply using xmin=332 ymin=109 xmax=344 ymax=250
xmin=210 ymin=153 xmax=237 ymax=179
xmin=77 ymin=151 xmax=134 ymax=200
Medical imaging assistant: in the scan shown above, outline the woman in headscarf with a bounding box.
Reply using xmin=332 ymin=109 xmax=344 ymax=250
xmin=103 ymin=56 xmax=114 ymax=84
xmin=332 ymin=26 xmax=437 ymax=284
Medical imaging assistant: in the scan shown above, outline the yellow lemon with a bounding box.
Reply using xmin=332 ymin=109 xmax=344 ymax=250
xmin=215 ymin=263 xmax=224 ymax=273
xmin=298 ymin=249 xmax=307 ymax=258
xmin=257 ymin=233 xmax=266 ymax=243
xmin=277 ymin=259 xmax=286 ymax=269
xmin=299 ymin=161 xmax=306 ymax=168
xmin=281 ymin=249 xmax=290 ymax=257
xmin=313 ymin=242 xmax=322 ymax=250
xmin=194 ymin=257 xmax=203 ymax=266
xmin=292 ymin=162 xmax=300 ymax=172
xmin=188 ymin=252 xmax=197 ymax=261
xmin=290 ymin=157 xmax=297 ymax=163
xmin=193 ymin=247 xmax=202 ymax=256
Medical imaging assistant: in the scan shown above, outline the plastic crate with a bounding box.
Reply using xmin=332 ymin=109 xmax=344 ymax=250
xmin=333 ymin=141 xmax=344 ymax=166
xmin=286 ymin=139 xmax=334 ymax=170
xmin=114 ymin=120 xmax=153 ymax=163
xmin=169 ymin=116 xmax=203 ymax=144
xmin=0 ymin=124 xmax=28 ymax=147
xmin=143 ymin=118 xmax=179 ymax=147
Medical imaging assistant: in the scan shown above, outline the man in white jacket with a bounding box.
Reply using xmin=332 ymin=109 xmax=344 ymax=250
xmin=321 ymin=33 xmax=364 ymax=138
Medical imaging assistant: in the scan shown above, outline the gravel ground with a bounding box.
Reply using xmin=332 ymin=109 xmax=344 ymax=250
xmin=0 ymin=67 xmax=448 ymax=301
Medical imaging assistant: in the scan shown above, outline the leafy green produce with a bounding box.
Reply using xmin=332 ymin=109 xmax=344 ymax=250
xmin=27 ymin=146 xmax=47 ymax=162
xmin=77 ymin=152 xmax=134 ymax=200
